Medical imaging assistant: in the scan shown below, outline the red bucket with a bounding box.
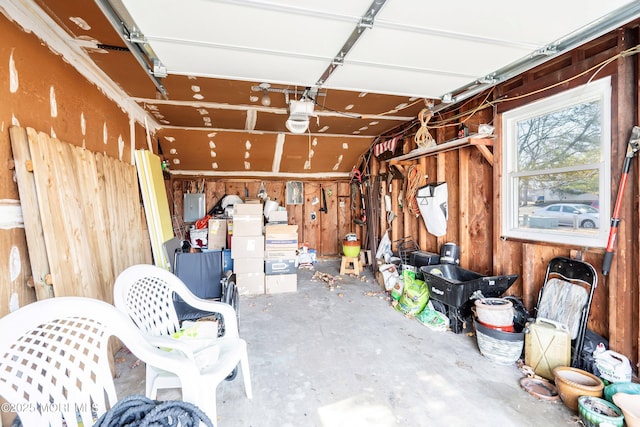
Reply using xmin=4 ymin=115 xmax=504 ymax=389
xmin=477 ymin=319 xmax=515 ymax=333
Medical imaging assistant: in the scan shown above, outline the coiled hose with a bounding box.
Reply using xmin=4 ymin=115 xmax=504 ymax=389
xmin=94 ymin=395 xmax=213 ymax=427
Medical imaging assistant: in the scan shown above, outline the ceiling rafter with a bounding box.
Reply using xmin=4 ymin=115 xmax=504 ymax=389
xmin=15 ymin=0 xmax=640 ymax=176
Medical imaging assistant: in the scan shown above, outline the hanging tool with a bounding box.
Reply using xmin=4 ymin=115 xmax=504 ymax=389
xmin=320 ymin=186 xmax=328 ymax=213
xmin=352 ymin=167 xmax=367 ymax=225
xmin=257 ymin=181 xmax=267 ymax=200
xmin=602 ymin=125 xmax=640 ymax=275
xmin=386 ymin=171 xmax=393 ymax=193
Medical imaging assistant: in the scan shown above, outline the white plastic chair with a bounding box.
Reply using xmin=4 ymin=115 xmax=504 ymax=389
xmin=0 ymin=297 xmax=206 ymax=427
xmin=113 ymin=263 xmax=252 ymax=424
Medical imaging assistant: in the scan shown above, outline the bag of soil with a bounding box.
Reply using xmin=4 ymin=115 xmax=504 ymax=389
xmin=395 ymin=269 xmax=429 ymax=316
xmin=416 ymin=301 xmax=450 ymax=331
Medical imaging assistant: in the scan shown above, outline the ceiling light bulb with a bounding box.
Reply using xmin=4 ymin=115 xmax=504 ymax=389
xmin=286 ymin=117 xmax=309 ymax=134
xmin=261 ymin=91 xmax=271 ymax=106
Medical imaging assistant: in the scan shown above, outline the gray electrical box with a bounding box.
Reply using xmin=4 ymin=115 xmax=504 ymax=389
xmin=183 ymin=193 xmax=205 ymax=222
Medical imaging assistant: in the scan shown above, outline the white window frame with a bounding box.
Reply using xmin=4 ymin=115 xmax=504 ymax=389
xmin=501 ymin=77 xmax=611 ymax=248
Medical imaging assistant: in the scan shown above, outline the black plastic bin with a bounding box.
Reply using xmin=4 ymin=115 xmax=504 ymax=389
xmin=410 ymin=251 xmax=441 ymax=269
xmin=420 ymin=264 xmax=518 ymax=333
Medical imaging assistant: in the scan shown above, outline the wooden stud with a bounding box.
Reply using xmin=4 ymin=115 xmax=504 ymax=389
xmin=359 ymin=250 xmax=372 ymax=267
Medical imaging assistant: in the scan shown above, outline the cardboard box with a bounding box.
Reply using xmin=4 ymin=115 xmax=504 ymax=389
xmin=231 ymin=235 xmax=264 ymax=259
xmin=265 ymin=250 xmax=298 ymax=260
xmin=232 ymin=215 xmax=263 ymax=236
xmin=267 ymin=210 xmax=288 ymax=223
xmin=265 ymin=273 xmax=297 ymax=294
xmin=265 ymin=224 xmax=298 ymax=235
xmin=265 ymin=237 xmax=298 ymax=251
xmin=234 ymin=203 xmax=263 ymax=216
xmin=264 ymin=224 xmax=298 ymax=250
xmin=233 ymin=257 xmax=265 ymax=274
xmin=236 ymin=272 xmax=265 ymax=296
xmin=207 ymin=218 xmax=227 ymax=249
xmin=265 ymin=258 xmax=296 ymax=275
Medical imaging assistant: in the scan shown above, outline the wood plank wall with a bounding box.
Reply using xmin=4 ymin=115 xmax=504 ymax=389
xmin=493 ymin=28 xmax=639 ymax=369
xmin=371 ymin=99 xmax=494 ymax=270
xmin=9 ymin=127 xmax=150 ymax=304
xmin=170 ymin=178 xmax=355 ymax=257
xmin=366 ymin=28 xmax=640 ymax=372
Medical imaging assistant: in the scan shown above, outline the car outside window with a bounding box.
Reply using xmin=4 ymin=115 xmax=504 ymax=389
xmin=501 ymin=77 xmax=611 ymax=248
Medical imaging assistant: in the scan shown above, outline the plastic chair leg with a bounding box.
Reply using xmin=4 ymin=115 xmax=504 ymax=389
xmin=241 ymin=349 xmax=253 ymax=399
xmin=146 ymin=369 xmax=158 ymax=399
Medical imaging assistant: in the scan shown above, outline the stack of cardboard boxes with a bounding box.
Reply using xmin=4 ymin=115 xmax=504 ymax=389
xmin=227 ymin=202 xmax=299 ymax=295
xmin=264 ymin=223 xmax=298 ymax=294
xmin=231 ymin=203 xmax=265 ymax=295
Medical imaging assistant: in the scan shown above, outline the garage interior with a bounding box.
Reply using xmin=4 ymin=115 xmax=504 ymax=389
xmin=1 ymin=0 xmax=640 ymax=425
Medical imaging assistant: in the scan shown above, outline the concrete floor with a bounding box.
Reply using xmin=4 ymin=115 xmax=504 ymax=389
xmin=114 ymin=258 xmax=579 ymax=426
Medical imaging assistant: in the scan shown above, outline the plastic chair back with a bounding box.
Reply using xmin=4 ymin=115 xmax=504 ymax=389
xmin=535 ymin=256 xmax=597 ymax=368
xmin=113 ymin=264 xmax=251 ymax=425
xmin=0 ymin=297 xmax=198 ymax=427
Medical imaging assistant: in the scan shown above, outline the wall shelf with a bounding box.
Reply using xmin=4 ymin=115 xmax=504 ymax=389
xmin=388 ymin=134 xmax=495 ymax=165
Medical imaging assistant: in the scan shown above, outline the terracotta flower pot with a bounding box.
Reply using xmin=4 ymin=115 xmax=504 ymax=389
xmin=612 ymin=393 xmax=640 ymax=427
xmin=553 ymin=366 xmax=604 ymax=411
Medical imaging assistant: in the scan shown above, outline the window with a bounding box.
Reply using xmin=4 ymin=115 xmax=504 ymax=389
xmin=501 ymin=77 xmax=611 ymax=247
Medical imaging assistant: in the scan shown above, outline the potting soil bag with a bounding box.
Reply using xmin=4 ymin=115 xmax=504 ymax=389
xmin=390 ymin=277 xmax=404 ymax=301
xmin=395 ymin=269 xmax=429 ymax=316
xmin=416 ymin=182 xmax=448 ymax=237
xmin=379 ymin=263 xmax=399 ymax=291
xmin=416 ymin=301 xmax=450 ymax=331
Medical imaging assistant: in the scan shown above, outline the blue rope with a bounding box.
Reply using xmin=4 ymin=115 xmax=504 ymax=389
xmin=94 ymin=395 xmax=214 ymax=427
